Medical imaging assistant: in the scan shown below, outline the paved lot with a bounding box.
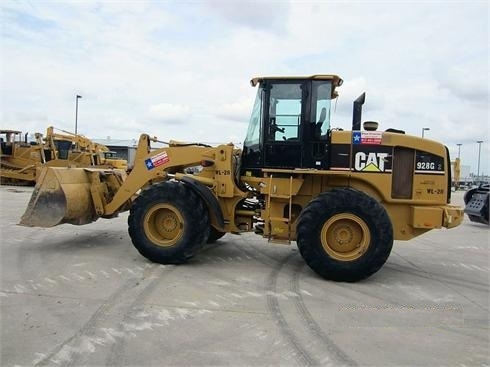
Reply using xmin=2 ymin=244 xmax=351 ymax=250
xmin=0 ymin=186 xmax=488 ymax=366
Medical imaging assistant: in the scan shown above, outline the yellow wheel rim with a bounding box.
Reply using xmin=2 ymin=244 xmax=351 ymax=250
xmin=320 ymin=213 xmax=371 ymax=261
xmin=143 ymin=204 xmax=184 ymax=247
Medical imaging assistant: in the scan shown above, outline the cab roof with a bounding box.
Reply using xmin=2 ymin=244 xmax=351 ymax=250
xmin=250 ymin=74 xmax=343 ymax=87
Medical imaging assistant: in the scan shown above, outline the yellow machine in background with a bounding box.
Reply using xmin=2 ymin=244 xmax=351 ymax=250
xmin=451 ymin=158 xmax=461 ymax=189
xmin=43 ymin=126 xmax=128 ymax=170
xmin=1 ymin=129 xmax=49 ymax=185
xmin=20 ymin=75 xmax=463 ymax=281
xmin=0 ymin=126 xmax=127 ymax=185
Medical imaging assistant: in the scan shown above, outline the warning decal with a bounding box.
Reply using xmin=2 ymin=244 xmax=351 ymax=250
xmin=352 ymin=131 xmax=383 ymax=145
xmin=145 ymin=151 xmax=170 ymax=170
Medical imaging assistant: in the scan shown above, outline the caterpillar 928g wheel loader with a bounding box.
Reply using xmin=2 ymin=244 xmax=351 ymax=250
xmin=20 ymin=75 xmax=464 ymax=281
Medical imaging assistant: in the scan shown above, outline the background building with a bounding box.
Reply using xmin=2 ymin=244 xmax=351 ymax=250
xmin=93 ymin=138 xmax=137 ymax=170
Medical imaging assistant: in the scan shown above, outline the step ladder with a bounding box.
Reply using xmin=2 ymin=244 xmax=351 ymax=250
xmin=266 ymin=174 xmax=293 ymax=244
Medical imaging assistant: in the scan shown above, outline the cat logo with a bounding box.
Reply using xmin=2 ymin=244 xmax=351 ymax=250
xmin=354 ymin=152 xmax=389 ymax=172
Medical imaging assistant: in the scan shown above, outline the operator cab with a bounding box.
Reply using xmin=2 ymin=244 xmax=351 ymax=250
xmin=1 ymin=130 xmax=25 ymax=156
xmin=241 ymin=75 xmax=343 ymax=176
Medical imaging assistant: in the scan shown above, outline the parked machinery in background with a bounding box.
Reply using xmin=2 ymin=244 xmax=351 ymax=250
xmin=464 ymin=183 xmax=489 ymax=225
xmin=1 ymin=126 xmax=127 ymax=185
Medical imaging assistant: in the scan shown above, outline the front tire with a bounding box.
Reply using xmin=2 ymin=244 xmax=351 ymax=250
xmin=297 ymin=188 xmax=393 ymax=282
xmin=128 ymin=181 xmax=210 ymax=264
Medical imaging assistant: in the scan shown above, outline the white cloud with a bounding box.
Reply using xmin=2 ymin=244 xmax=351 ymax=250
xmin=148 ymin=103 xmax=191 ymax=124
xmin=216 ymin=99 xmax=251 ymax=123
xmin=0 ymin=0 xmax=488 ymax=173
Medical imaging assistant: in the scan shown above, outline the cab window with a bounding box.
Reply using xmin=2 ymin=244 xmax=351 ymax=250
xmin=267 ymin=83 xmax=302 ymax=141
xmin=311 ymin=81 xmax=332 ymax=138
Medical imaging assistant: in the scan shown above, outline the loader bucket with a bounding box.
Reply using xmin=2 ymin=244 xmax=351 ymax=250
xmin=20 ymin=167 xmax=105 ymax=227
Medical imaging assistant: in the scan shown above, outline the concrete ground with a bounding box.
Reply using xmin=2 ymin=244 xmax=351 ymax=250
xmin=0 ymin=186 xmax=488 ymax=366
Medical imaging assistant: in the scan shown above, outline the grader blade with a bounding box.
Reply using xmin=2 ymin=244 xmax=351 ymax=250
xmin=19 ymin=167 xmax=125 ymax=227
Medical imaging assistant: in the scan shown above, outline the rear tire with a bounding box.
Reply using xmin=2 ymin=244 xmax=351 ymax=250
xmin=128 ymin=181 xmax=210 ymax=264
xmin=297 ymin=188 xmax=393 ymax=282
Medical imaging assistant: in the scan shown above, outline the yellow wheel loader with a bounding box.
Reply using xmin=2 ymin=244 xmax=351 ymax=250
xmin=1 ymin=130 xmax=47 ymax=185
xmin=20 ymin=75 xmax=463 ymax=281
xmin=1 ymin=126 xmax=128 ymax=185
xmin=43 ymin=126 xmax=128 ymax=171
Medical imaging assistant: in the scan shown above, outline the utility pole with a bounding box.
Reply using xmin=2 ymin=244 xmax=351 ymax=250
xmin=75 ymin=95 xmax=82 ymax=135
xmin=457 ymin=143 xmax=462 ymax=159
xmin=422 ymin=127 xmax=430 ymax=138
xmin=476 ymin=140 xmax=483 ymax=182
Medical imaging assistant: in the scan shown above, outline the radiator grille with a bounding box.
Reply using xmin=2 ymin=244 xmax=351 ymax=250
xmin=392 ymin=147 xmax=414 ymax=199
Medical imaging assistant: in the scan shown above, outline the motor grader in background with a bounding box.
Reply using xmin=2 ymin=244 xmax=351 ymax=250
xmin=20 ymin=75 xmax=464 ymax=281
xmin=1 ymin=126 xmax=127 ymax=185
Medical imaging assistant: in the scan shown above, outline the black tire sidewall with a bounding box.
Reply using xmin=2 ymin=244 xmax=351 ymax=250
xmin=128 ymin=181 xmax=210 ymax=264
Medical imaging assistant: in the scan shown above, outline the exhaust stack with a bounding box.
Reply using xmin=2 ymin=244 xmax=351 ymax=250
xmin=352 ymin=92 xmax=366 ymax=131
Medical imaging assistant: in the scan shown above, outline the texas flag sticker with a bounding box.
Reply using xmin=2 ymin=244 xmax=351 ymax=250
xmin=353 ymin=131 xmax=382 ymax=145
xmin=353 ymin=131 xmax=362 ymax=144
xmin=145 ymin=151 xmax=170 ymax=170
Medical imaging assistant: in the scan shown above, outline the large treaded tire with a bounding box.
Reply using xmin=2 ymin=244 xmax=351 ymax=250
xmin=297 ymin=188 xmax=393 ymax=282
xmin=128 ymin=181 xmax=210 ymax=264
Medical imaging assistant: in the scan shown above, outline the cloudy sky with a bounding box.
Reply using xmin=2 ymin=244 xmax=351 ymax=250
xmin=1 ymin=1 xmax=488 ymax=174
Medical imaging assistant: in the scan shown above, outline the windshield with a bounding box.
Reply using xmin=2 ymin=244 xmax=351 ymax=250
xmin=244 ymin=87 xmax=263 ymax=146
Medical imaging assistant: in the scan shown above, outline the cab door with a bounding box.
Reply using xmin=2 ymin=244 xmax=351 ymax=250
xmin=263 ymin=81 xmax=306 ymax=169
xmin=302 ymin=80 xmax=333 ymax=169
